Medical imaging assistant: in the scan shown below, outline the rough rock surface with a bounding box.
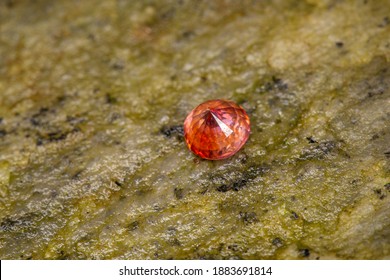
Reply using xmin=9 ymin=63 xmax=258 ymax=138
xmin=0 ymin=0 xmax=389 ymax=259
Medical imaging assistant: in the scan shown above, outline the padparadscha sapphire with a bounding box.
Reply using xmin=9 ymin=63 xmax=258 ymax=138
xmin=183 ymin=99 xmax=250 ymax=160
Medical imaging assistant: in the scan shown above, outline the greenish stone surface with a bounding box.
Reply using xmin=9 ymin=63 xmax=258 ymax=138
xmin=0 ymin=0 xmax=389 ymax=259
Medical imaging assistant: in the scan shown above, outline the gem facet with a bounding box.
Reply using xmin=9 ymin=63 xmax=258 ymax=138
xmin=183 ymin=99 xmax=250 ymax=160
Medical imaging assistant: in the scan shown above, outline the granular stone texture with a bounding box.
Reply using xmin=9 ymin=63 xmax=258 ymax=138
xmin=0 ymin=0 xmax=389 ymax=259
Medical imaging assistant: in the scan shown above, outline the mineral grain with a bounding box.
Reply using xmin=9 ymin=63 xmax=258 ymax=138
xmin=184 ymin=99 xmax=250 ymax=160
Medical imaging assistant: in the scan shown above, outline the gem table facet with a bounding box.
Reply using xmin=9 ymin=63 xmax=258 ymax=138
xmin=183 ymin=99 xmax=250 ymax=160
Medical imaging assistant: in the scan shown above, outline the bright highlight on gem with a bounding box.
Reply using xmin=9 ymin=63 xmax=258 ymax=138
xmin=183 ymin=99 xmax=250 ymax=160
xmin=211 ymin=112 xmax=233 ymax=137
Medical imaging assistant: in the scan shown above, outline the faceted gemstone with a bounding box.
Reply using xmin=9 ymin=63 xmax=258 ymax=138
xmin=183 ymin=99 xmax=250 ymax=160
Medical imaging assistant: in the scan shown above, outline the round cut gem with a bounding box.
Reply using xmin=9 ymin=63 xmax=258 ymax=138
xmin=183 ymin=99 xmax=250 ymax=160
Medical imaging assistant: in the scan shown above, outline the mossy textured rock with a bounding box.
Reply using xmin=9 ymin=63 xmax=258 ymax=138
xmin=0 ymin=0 xmax=389 ymax=259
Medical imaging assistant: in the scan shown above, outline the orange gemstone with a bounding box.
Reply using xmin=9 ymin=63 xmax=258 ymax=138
xmin=183 ymin=99 xmax=250 ymax=160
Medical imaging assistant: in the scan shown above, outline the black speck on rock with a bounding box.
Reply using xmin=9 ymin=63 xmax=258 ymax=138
xmin=105 ymin=93 xmax=118 ymax=104
xmin=114 ymin=180 xmax=123 ymax=187
xmin=299 ymin=248 xmax=310 ymax=258
xmin=378 ymin=16 xmax=389 ymax=27
xmin=228 ymin=244 xmax=239 ymax=251
xmin=272 ymin=76 xmax=288 ymax=91
xmin=30 ymin=107 xmax=50 ymax=126
xmin=36 ymin=127 xmax=79 ymax=146
xmin=160 ymin=125 xmax=184 ymax=140
xmin=167 ymin=226 xmax=177 ymax=234
xmin=111 ymin=61 xmax=125 ymax=70
xmin=47 ymin=131 xmax=68 ymax=142
xmin=214 ymin=164 xmax=269 ymax=193
xmin=174 ymin=188 xmax=184 ymax=199
xmin=169 ymin=237 xmax=181 ymax=247
xmin=374 ymin=189 xmax=386 ymax=200
xmin=335 ymin=41 xmax=344 ymax=48
xmin=5 ymin=0 xmax=15 ymax=8
xmin=182 ymin=30 xmax=195 ymax=39
xmin=290 ymin=211 xmax=299 ymax=220
xmin=233 ymin=179 xmax=247 ymax=191
xmin=57 ymin=95 xmax=67 ymax=105
xmin=216 ymin=184 xmax=229 ymax=192
xmin=0 ymin=218 xmax=18 ymax=232
xmin=216 ymin=179 xmax=247 ymax=192
xmin=66 ymin=115 xmax=86 ymax=126
xmin=253 ymin=76 xmax=288 ymax=94
xmin=0 ymin=213 xmax=38 ymax=232
xmin=36 ymin=138 xmax=44 ymax=146
xmin=272 ymin=237 xmax=284 ymax=248
xmin=128 ymin=221 xmax=139 ymax=231
xmin=0 ymin=129 xmax=6 ymax=137
xmin=300 ymin=140 xmax=339 ymax=160
xmin=56 ymin=250 xmax=70 ymax=260
xmin=367 ymin=87 xmax=384 ymax=98
xmin=318 ymin=141 xmax=337 ymax=154
xmin=306 ymin=136 xmax=318 ymax=144
xmin=239 ymin=211 xmax=259 ymax=225
xmin=371 ymin=134 xmax=379 ymax=140
xmin=350 ymin=179 xmax=361 ymax=186
xmin=72 ymin=170 xmax=83 ymax=180
xmin=20 ymin=254 xmax=33 ymax=260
